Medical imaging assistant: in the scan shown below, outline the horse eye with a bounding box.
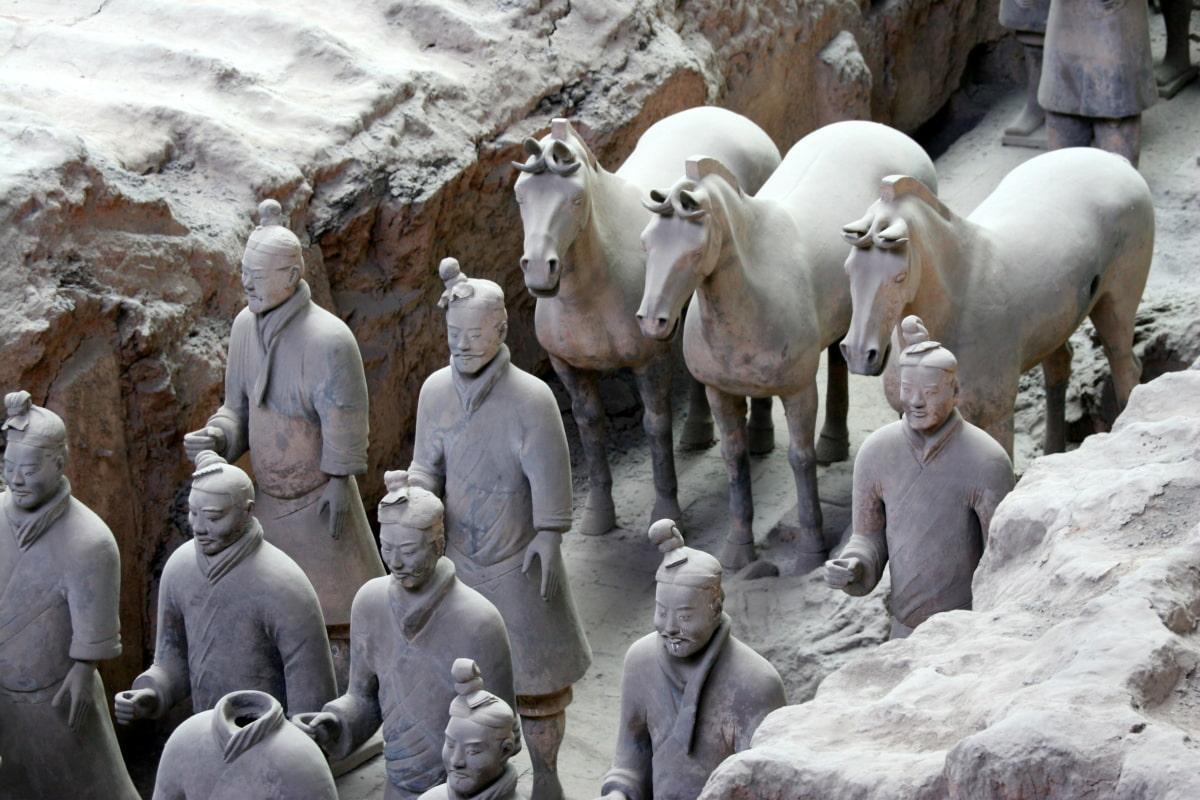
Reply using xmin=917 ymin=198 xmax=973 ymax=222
xmin=571 ymin=196 xmax=583 ymax=207
xmin=894 ymin=272 xmax=908 ymax=283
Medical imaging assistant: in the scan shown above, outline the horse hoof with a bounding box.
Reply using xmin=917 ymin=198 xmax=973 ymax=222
xmin=679 ymin=420 xmax=716 ymax=451
xmin=815 ymin=433 xmax=850 ymax=464
xmin=748 ymin=425 xmax=775 ymax=456
xmin=578 ymin=497 xmax=617 ymax=536
xmin=719 ymin=541 xmax=756 ymax=570
xmin=771 ymin=523 xmax=826 ymax=554
xmin=651 ymin=496 xmax=683 ymax=526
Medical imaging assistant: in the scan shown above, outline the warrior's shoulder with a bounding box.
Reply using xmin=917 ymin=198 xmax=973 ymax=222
xmin=445 ymin=578 xmax=506 ymax=631
xmin=723 ymin=635 xmax=786 ymax=695
xmin=300 ymin=302 xmax=359 ymax=351
xmin=59 ymin=497 xmax=119 ymax=554
xmin=418 ymin=366 xmax=455 ymax=397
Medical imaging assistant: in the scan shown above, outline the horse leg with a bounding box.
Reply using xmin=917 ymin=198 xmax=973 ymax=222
xmin=549 ymin=355 xmax=615 ymax=536
xmin=1089 ymin=291 xmax=1143 ymax=412
xmin=633 ymin=356 xmax=682 ymax=525
xmin=1042 ymin=342 xmax=1073 ymax=454
xmin=816 ymin=341 xmax=851 ymax=464
xmin=780 ymin=383 xmax=825 ymax=554
xmin=679 ymin=372 xmax=716 ymax=450
xmin=708 ymin=387 xmax=756 ymax=569
xmin=748 ymin=397 xmax=775 ymax=455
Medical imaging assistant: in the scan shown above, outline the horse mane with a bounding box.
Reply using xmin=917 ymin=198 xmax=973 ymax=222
xmin=685 ymin=156 xmax=743 ymax=197
xmin=550 ymin=118 xmax=598 ymax=171
xmin=880 ymin=175 xmax=951 ymax=220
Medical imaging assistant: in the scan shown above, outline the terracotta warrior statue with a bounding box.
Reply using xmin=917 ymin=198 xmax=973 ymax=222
xmin=1038 ymin=0 xmax=1156 ymax=165
xmin=825 ymin=318 xmax=1014 ymax=639
xmin=418 ymin=659 xmax=525 ymax=800
xmin=407 ymin=258 xmax=592 ymax=800
xmin=294 ymin=470 xmax=514 ymax=799
xmin=114 ymin=451 xmax=336 ymax=726
xmin=599 ymin=520 xmax=786 ymax=800
xmin=184 ymin=198 xmax=384 ymax=685
xmin=0 ymin=391 xmax=139 ymax=799
xmin=152 ymin=689 xmax=337 ymax=799
xmin=999 ymin=0 xmax=1050 ymax=147
xmin=1156 ymin=0 xmax=1196 ymax=98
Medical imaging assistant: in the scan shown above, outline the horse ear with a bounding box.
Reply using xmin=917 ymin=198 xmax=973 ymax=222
xmin=875 ymin=218 xmax=909 ymax=249
xmin=842 ymin=211 xmax=874 ymax=248
xmin=684 ymin=156 xmax=743 ymax=195
xmin=550 ymin=118 xmax=598 ymax=170
xmin=643 ymin=189 xmax=673 ymax=215
xmin=523 ymin=138 xmax=542 ymax=156
xmin=676 ymin=189 xmax=708 ymax=220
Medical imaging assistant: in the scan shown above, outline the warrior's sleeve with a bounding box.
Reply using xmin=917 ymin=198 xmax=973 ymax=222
xmin=319 ymin=592 xmax=382 ymax=761
xmin=600 ymin=647 xmax=652 ymax=800
xmin=271 ymin=570 xmax=338 ymax=715
xmin=66 ymin=524 xmax=123 ymax=663
xmin=519 ymin=383 xmax=573 ymax=534
xmin=971 ymin=449 xmax=1016 ymax=544
xmin=839 ymin=435 xmax=889 ymax=596
xmin=313 ymin=326 xmax=370 ymax=477
xmin=408 ymin=377 xmax=446 ymax=495
xmin=206 ymin=312 xmax=252 ymax=462
xmin=132 ymin=557 xmax=191 ymax=717
xmin=734 ymin=663 xmax=786 ymax=752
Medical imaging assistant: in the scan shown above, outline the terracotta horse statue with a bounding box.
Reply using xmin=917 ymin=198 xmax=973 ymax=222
xmin=840 ymin=146 xmax=1154 ymax=456
xmin=513 ymin=109 xmax=781 ymax=535
xmin=638 ymin=121 xmax=937 ymax=570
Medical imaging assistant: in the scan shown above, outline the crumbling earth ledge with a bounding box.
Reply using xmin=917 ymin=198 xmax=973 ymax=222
xmin=701 ymin=364 xmax=1200 ymax=800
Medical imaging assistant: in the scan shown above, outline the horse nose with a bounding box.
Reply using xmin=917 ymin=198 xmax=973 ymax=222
xmin=636 ymin=311 xmax=672 ymax=339
xmin=547 ymin=258 xmax=558 ymax=275
xmin=839 ymin=341 xmax=850 ymax=362
xmin=866 ymin=348 xmax=879 ymax=369
xmin=519 ymin=256 xmax=530 ymax=272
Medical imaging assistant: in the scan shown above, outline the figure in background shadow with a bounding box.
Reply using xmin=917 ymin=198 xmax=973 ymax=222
xmin=295 ymin=470 xmax=514 ymax=800
xmin=999 ymin=0 xmax=1050 ymax=147
xmin=598 ymin=520 xmax=785 ymax=800
xmin=0 ymin=390 xmax=139 ymax=799
xmin=408 ymin=258 xmax=591 ymax=800
xmin=115 ymin=450 xmax=335 ymax=726
xmin=825 ymin=319 xmax=1014 ymax=639
xmin=417 ymin=659 xmax=525 ymax=800
xmin=1155 ymin=0 xmax=1197 ymax=98
xmin=184 ymin=198 xmax=384 ymax=688
xmin=1039 ymin=0 xmax=1156 ymax=165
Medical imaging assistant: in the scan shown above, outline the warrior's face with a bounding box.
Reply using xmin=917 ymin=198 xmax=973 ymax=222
xmin=188 ymin=486 xmax=252 ymax=557
xmin=446 ymin=301 xmax=507 ymax=376
xmin=654 ymin=582 xmax=722 ymax=659
xmin=380 ymin=523 xmax=443 ymax=590
xmin=241 ymin=249 xmax=300 ymax=315
xmin=443 ymin=716 xmax=513 ymax=797
xmin=3 ymin=442 xmax=64 ymax=511
xmin=900 ymin=363 xmax=958 ymax=433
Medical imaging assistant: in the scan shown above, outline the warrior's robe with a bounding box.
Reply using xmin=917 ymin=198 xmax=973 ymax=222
xmin=132 ymin=519 xmax=336 ymax=716
xmin=840 ymin=410 xmax=1014 ymax=632
xmin=320 ymin=557 xmax=514 ymax=799
xmin=152 ymin=690 xmax=337 ymax=800
xmin=417 ymin=764 xmax=524 ymax=800
xmin=999 ymin=0 xmax=1049 ymax=34
xmin=204 ymin=279 xmax=384 ymax=628
xmin=0 ymin=479 xmax=139 ymax=800
xmin=409 ymin=346 xmax=591 ymax=700
xmin=601 ymin=616 xmax=786 ymax=800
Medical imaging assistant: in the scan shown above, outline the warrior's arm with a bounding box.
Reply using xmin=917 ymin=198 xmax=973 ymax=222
xmin=839 ymin=452 xmax=889 ymax=596
xmin=131 ymin=575 xmax=190 ymax=718
xmin=599 ymin=652 xmax=652 ymax=800
xmin=520 ymin=385 xmax=573 ymax=536
xmin=734 ymin=671 xmax=787 ymax=752
xmin=317 ymin=599 xmax=381 ymax=761
xmin=274 ymin=580 xmax=338 ymax=715
xmin=972 ymin=455 xmax=1016 ymax=544
xmin=313 ymin=331 xmax=370 ymax=477
xmin=407 ymin=380 xmax=446 ymax=495
xmin=205 ymin=316 xmax=252 ymax=462
xmin=66 ymin=531 xmax=123 ymax=665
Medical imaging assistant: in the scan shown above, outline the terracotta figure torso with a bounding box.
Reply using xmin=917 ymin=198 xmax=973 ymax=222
xmin=999 ymin=0 xmax=1049 ymax=33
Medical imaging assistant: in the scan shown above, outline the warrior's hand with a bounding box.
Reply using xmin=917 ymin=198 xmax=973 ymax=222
xmin=597 ymin=792 xmax=630 ymax=800
xmin=293 ymin=711 xmax=341 ymax=751
xmin=522 ymin=530 xmax=562 ymax=600
xmin=114 ymin=687 xmax=160 ymax=725
xmin=52 ymin=661 xmax=97 ymax=732
xmin=823 ymin=557 xmax=863 ymax=590
xmin=184 ymin=426 xmax=227 ymax=461
xmin=318 ymin=475 xmax=352 ymax=540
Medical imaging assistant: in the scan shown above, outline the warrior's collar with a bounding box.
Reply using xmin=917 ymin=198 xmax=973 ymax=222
xmin=445 ymin=763 xmax=520 ymax=800
xmin=195 ymin=517 xmax=264 ymax=584
xmin=252 ymin=280 xmax=311 ymax=407
xmin=3 ymin=476 xmax=71 ymax=550
xmin=388 ymin=556 xmax=457 ymax=640
xmin=210 ymin=690 xmax=284 ymax=764
xmin=451 ymin=345 xmax=511 ymax=414
xmin=902 ymin=408 xmax=963 ymax=465
xmin=657 ymin=612 xmax=732 ymax=754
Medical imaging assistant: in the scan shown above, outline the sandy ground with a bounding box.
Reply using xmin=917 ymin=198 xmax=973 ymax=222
xmin=338 ymin=44 xmax=1200 ymax=800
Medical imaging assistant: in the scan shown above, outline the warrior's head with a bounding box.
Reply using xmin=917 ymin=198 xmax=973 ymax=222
xmin=897 ymin=315 xmax=959 ymax=434
xmin=649 ymin=519 xmax=724 ymax=659
xmin=443 ymin=658 xmax=521 ymax=798
xmin=188 ymin=450 xmax=255 ymax=556
xmin=2 ymin=391 xmax=68 ymax=511
xmin=437 ymin=257 xmax=508 ymax=376
xmin=242 ymin=199 xmax=304 ymax=315
xmin=378 ymin=470 xmax=445 ymax=590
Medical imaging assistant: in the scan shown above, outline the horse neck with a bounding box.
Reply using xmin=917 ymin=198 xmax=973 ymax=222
xmin=904 ymin=202 xmax=976 ymax=336
xmin=693 ymin=193 xmax=778 ymax=334
xmin=554 ymin=167 xmax=642 ymax=304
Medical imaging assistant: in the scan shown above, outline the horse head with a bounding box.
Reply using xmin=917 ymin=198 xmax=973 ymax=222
xmin=512 ymin=118 xmax=599 ymax=297
xmin=637 ymin=156 xmax=742 ymax=340
xmin=839 ymin=175 xmax=942 ymax=376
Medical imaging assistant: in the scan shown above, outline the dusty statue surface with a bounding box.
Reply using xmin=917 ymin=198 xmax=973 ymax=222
xmin=1038 ymin=0 xmax=1156 ymax=164
xmin=114 ymin=450 xmax=335 ymax=726
xmin=512 ymin=109 xmax=781 ymax=537
xmin=151 ymin=689 xmax=337 ymax=800
xmin=638 ymin=121 xmax=937 ymax=570
xmin=417 ymin=659 xmax=526 ymax=800
xmin=184 ymin=199 xmax=384 ymax=685
xmin=599 ymin=519 xmax=785 ymax=800
xmin=825 ymin=319 xmax=1014 ymax=638
xmin=295 ymin=470 xmax=514 ymax=800
xmin=0 ymin=391 xmax=139 ymax=799
xmin=408 ymin=258 xmax=591 ymax=800
xmin=841 ymin=147 xmax=1154 ymax=455
xmin=1155 ymin=0 xmax=1197 ymax=98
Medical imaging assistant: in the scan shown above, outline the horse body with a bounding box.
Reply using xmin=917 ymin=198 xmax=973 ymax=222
xmin=639 ymin=121 xmax=937 ymax=569
xmin=514 ymin=108 xmax=781 ymax=535
xmin=844 ymin=147 xmax=1154 ymax=455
